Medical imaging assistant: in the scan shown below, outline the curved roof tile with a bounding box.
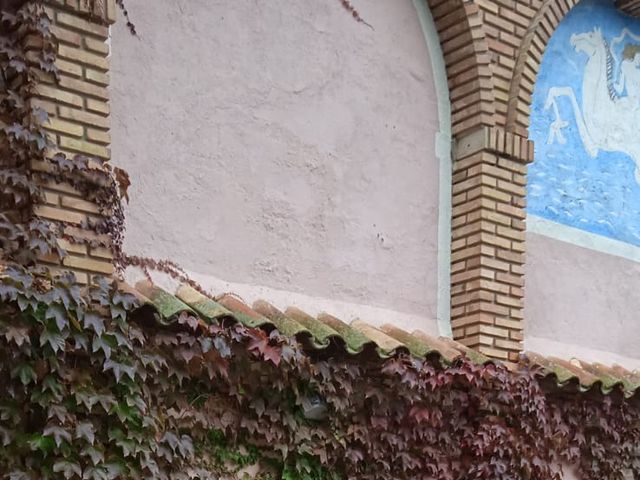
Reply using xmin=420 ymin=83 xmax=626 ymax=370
xmin=129 ymin=281 xmax=640 ymax=398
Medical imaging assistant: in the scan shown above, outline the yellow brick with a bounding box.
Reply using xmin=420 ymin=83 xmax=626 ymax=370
xmin=34 ymin=205 xmax=85 ymax=224
xmin=479 ymin=324 xmax=510 ymax=338
xmin=58 ymin=44 xmax=108 ymax=71
xmin=63 ymin=255 xmax=114 ymax=275
xmin=58 ymin=75 xmax=108 ymax=100
xmin=58 ymin=238 xmax=88 ymax=255
xmin=44 ymin=191 xmax=59 ymax=205
xmin=51 ymin=25 xmax=81 ymax=46
xmin=29 ymin=98 xmax=57 ymax=115
xmin=64 ymin=226 xmax=110 ymax=245
xmin=61 ymin=195 xmax=101 ymax=214
xmin=85 ymin=68 xmax=109 ymax=86
xmin=48 ymin=265 xmax=89 ymax=284
xmin=86 ymin=98 xmax=109 ymax=115
xmin=37 ymin=252 xmax=61 ymax=264
xmin=496 ymin=295 xmax=523 ymax=308
xmin=47 ymin=117 xmax=84 ymax=137
xmin=478 ymin=346 xmax=509 ymax=360
xmin=494 ymin=338 xmax=522 ymax=351
xmin=56 ymin=11 xmax=109 ymax=38
xmin=56 ymin=58 xmax=83 ymax=77
xmin=59 ymin=136 xmax=110 ymax=159
xmin=495 ymin=318 xmax=523 ymax=329
xmin=106 ymin=0 xmax=117 ymax=23
xmin=84 ymin=37 xmax=109 ymax=55
xmin=58 ymin=105 xmax=109 ymax=129
xmin=87 ymin=128 xmax=110 ymax=144
xmin=90 ymin=246 xmax=113 ymax=259
xmin=42 ymin=179 xmax=82 ymax=195
xmin=35 ymin=84 xmax=83 ymax=107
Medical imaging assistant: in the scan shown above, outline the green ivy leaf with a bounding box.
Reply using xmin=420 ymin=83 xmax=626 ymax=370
xmin=40 ymin=329 xmax=66 ymax=353
xmin=83 ymin=311 xmax=105 ymax=336
xmin=52 ymin=460 xmax=81 ymax=479
xmin=28 ymin=434 xmax=56 ymax=453
xmin=92 ymin=335 xmax=112 ymax=359
xmin=43 ymin=424 xmax=72 ymax=448
xmin=11 ymin=362 xmax=36 ymax=385
xmin=45 ymin=304 xmax=67 ymax=331
xmin=81 ymin=445 xmax=105 ymax=465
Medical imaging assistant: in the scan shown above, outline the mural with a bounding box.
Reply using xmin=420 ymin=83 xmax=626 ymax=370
xmin=529 ymin=0 xmax=640 ymax=247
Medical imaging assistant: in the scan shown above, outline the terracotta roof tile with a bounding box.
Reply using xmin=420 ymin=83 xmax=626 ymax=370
xmin=129 ymin=282 xmax=640 ymax=398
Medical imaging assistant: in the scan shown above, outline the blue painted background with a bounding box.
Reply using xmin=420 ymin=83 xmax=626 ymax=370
xmin=529 ymin=0 xmax=640 ymax=246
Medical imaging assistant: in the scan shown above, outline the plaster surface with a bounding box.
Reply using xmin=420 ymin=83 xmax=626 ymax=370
xmin=110 ymin=0 xmax=444 ymax=333
xmin=524 ymin=232 xmax=640 ymax=363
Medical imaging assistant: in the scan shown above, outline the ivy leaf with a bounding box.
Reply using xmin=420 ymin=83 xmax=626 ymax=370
xmin=43 ymin=424 xmax=72 ymax=448
xmin=83 ymin=311 xmax=105 ymax=336
xmin=11 ymin=362 xmax=36 ymax=385
xmin=76 ymin=422 xmax=96 ymax=445
xmin=53 ymin=461 xmax=81 ymax=479
xmin=4 ymin=326 xmax=30 ymax=346
xmin=92 ymin=335 xmax=112 ymax=359
xmin=0 ymin=426 xmax=13 ymax=446
xmin=213 ymin=337 xmax=231 ymax=358
xmin=103 ymin=359 xmax=136 ymax=383
xmin=40 ymin=329 xmax=66 ymax=353
xmin=81 ymin=446 xmax=105 ymax=465
xmin=28 ymin=434 xmax=56 ymax=453
xmin=45 ymin=304 xmax=67 ymax=331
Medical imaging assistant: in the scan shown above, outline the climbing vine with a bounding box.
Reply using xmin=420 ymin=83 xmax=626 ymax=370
xmin=1 ymin=265 xmax=640 ymax=479
xmin=0 ymin=1 xmax=639 ymax=480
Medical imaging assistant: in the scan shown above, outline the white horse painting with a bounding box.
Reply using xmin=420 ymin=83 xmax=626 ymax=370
xmin=545 ymin=28 xmax=640 ymax=183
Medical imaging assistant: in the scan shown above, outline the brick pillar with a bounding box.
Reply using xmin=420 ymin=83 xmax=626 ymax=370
xmin=29 ymin=0 xmax=117 ymax=283
xmin=450 ymin=126 xmax=534 ymax=362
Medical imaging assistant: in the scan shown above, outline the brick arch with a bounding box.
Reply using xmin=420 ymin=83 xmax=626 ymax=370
xmin=426 ymin=0 xmax=497 ymax=137
xmin=505 ymin=0 xmax=581 ymax=138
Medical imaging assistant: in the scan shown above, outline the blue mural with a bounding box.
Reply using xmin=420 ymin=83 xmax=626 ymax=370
xmin=529 ymin=0 xmax=640 ymax=246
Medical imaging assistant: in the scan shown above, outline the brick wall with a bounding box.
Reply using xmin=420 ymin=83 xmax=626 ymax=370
xmin=29 ymin=0 xmax=116 ymax=284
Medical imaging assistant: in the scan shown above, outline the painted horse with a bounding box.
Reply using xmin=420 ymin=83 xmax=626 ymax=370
xmin=545 ymin=28 xmax=640 ymax=183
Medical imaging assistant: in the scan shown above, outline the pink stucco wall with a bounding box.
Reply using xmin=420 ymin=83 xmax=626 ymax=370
xmin=524 ymin=233 xmax=640 ymax=367
xmin=110 ymin=0 xmax=445 ymax=333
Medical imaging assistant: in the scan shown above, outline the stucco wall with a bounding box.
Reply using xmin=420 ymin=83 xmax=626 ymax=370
xmin=524 ymin=233 xmax=640 ymax=367
xmin=110 ymin=0 xmax=445 ymax=333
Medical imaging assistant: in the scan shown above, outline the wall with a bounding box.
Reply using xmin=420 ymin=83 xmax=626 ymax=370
xmin=110 ymin=0 xmax=447 ymax=334
xmin=525 ymin=0 xmax=640 ymax=365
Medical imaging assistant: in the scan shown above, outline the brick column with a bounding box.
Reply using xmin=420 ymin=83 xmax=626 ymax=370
xmin=450 ymin=126 xmax=533 ymax=362
xmin=29 ymin=0 xmax=117 ymax=283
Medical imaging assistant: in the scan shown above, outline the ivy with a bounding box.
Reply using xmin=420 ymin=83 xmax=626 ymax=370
xmin=1 ymin=265 xmax=640 ymax=479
